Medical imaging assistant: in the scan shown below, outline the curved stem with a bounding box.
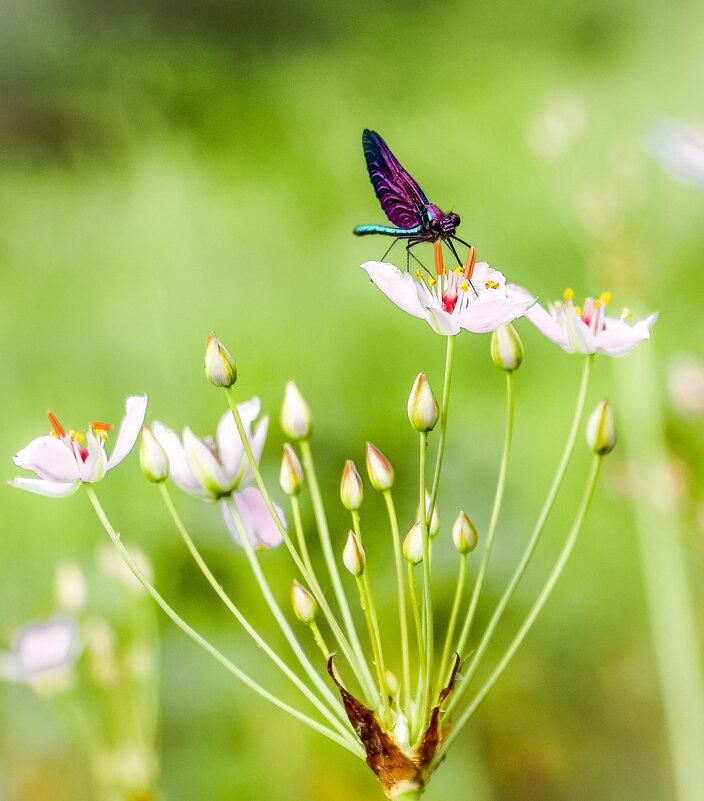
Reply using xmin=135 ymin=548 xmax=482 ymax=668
xmin=446 ymin=354 xmax=593 ymax=717
xmin=84 ymin=488 xmax=360 ymax=755
xmin=439 ymin=456 xmax=603 ymax=760
xmin=419 ymin=431 xmax=433 ymax=722
xmin=437 ymin=554 xmax=467 ymax=692
xmin=428 ymin=334 xmax=456 ymax=521
xmin=159 ymin=484 xmax=356 ymax=746
xmin=291 ymin=495 xmax=315 ymax=580
xmin=383 ymin=490 xmax=411 ymax=713
xmin=225 ymin=498 xmax=348 ymax=724
xmin=451 ymin=371 xmax=514 ymax=677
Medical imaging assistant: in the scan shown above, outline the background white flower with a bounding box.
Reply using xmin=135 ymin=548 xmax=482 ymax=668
xmin=0 ymin=617 xmax=80 ymax=683
xmin=9 ymin=396 xmax=148 ymax=498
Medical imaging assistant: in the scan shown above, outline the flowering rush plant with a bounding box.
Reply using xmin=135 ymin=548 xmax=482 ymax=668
xmin=10 ymin=240 xmax=657 ymax=800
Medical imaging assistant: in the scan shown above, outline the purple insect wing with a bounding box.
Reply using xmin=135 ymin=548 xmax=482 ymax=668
xmin=362 ymin=130 xmax=429 ymax=228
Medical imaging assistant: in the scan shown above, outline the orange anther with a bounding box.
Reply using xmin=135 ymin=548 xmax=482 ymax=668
xmin=463 ymin=246 xmax=477 ymax=280
xmin=90 ymin=421 xmax=114 ymax=432
xmin=47 ymin=411 xmax=66 ymax=437
xmin=433 ymin=240 xmax=445 ymax=276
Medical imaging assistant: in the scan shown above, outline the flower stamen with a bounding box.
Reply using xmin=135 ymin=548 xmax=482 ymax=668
xmin=47 ymin=411 xmax=66 ymax=438
xmin=463 ymin=246 xmax=476 ymax=280
xmin=434 ymin=241 xmax=446 ymax=276
xmin=485 ymin=280 xmax=500 ymax=290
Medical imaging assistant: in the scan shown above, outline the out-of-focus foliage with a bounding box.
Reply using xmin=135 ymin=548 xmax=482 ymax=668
xmin=1 ymin=0 xmax=703 ymax=799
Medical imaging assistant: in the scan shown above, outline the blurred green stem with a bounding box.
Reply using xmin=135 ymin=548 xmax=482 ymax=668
xmin=428 ymin=334 xmax=456 ymax=521
xmin=419 ymin=431 xmax=434 ymax=722
xmin=159 ymin=483 xmax=357 ymax=746
xmin=85 ymin=488 xmax=359 ymax=754
xmin=437 ymin=553 xmax=467 ymax=693
xmin=614 ymin=342 xmax=704 ymax=801
xmin=438 ymin=455 xmax=603 ymax=760
xmin=446 ymin=355 xmax=592 ymax=717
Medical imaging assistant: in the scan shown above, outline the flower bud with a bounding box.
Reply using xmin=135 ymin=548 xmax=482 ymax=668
xmin=340 ymin=460 xmax=364 ymax=510
xmin=280 ymin=381 xmax=312 ymax=440
xmin=204 ymin=331 xmax=237 ymax=387
xmin=343 ymin=531 xmax=366 ymax=576
xmin=291 ymin=580 xmax=317 ymax=624
xmin=407 ymin=372 xmax=439 ymax=432
xmin=366 ymin=442 xmax=395 ymax=491
xmin=385 ymin=669 xmax=400 ymax=697
xmin=140 ymin=425 xmax=169 ymax=483
xmin=586 ymin=400 xmax=616 ymax=455
xmin=403 ymin=522 xmax=424 ymax=565
xmin=54 ymin=561 xmax=87 ymax=613
xmin=490 ymin=323 xmax=524 ymax=372
xmin=279 ymin=444 xmax=304 ymax=496
xmin=452 ymin=511 xmax=478 ymax=554
xmin=417 ymin=492 xmax=440 ymax=538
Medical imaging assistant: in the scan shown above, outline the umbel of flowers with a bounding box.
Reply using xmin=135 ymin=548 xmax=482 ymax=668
xmin=9 ymin=242 xmax=656 ymax=800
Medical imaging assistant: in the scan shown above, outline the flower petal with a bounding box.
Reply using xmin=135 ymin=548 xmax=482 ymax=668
xmin=221 ymin=487 xmax=285 ymax=549
xmin=12 ymin=617 xmax=80 ymax=678
xmin=184 ymin=428 xmax=231 ymax=498
xmin=152 ymin=422 xmax=207 ymax=497
xmin=597 ymin=312 xmax=659 ymax=356
xmin=80 ymin=432 xmax=107 ymax=482
xmin=215 ymin=397 xmax=261 ymax=481
xmin=239 ymin=416 xmax=269 ymax=487
xmin=8 ymin=477 xmax=80 ymax=497
xmin=13 ymin=436 xmax=80 ymax=482
xmin=361 ymin=261 xmax=427 ymax=319
xmin=458 ymin=294 xmax=532 ymax=334
xmin=413 ymin=282 xmax=461 ymax=335
xmin=106 ymin=395 xmax=148 ymax=470
xmin=564 ymin=310 xmax=597 ymax=354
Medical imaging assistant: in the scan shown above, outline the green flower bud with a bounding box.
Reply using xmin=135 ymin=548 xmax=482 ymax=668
xmin=343 ymin=531 xmax=366 ymax=576
xmin=291 ymin=580 xmax=317 ymax=624
xmin=407 ymin=372 xmax=439 ymax=432
xmin=586 ymin=400 xmax=616 ymax=455
xmin=490 ymin=323 xmax=524 ymax=372
xmin=204 ymin=331 xmax=237 ymax=387
xmin=280 ymin=381 xmax=312 ymax=441
xmin=366 ymin=442 xmax=395 ymax=491
xmin=403 ymin=522 xmax=424 ymax=565
xmin=340 ymin=460 xmax=364 ymax=511
xmin=279 ymin=444 xmax=304 ymax=496
xmin=452 ymin=511 xmax=478 ymax=554
xmin=140 ymin=425 xmax=169 ymax=483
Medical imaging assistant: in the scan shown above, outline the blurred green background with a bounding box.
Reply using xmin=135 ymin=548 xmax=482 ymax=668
xmin=1 ymin=0 xmax=703 ymax=798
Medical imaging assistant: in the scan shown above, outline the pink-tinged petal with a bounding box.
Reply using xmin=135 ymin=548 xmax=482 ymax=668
xmin=565 ymin=311 xmax=597 ymax=354
xmin=152 ymin=422 xmax=207 ymax=496
xmin=239 ymin=416 xmax=269 ymax=487
xmin=8 ymin=477 xmax=80 ymax=497
xmin=524 ymin=302 xmax=570 ymax=348
xmin=80 ymin=433 xmax=107 ymax=483
xmin=413 ymin=282 xmax=460 ymax=335
xmin=184 ymin=428 xmax=231 ymax=498
xmin=12 ymin=617 xmax=80 ymax=678
xmin=597 ymin=312 xmax=659 ymax=356
xmin=221 ymin=487 xmax=285 ymax=549
xmin=361 ymin=261 xmax=426 ymax=319
xmin=106 ymin=395 xmax=148 ymax=470
xmin=13 ymin=436 xmax=80 ymax=482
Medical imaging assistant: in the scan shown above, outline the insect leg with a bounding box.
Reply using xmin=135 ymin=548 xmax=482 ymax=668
xmin=446 ymin=237 xmax=464 ymax=268
xmin=381 ymin=237 xmax=400 ymax=262
xmin=406 ymin=239 xmax=432 ymax=276
xmin=451 ymin=235 xmax=473 ymax=249
xmin=450 ymin=236 xmax=479 ymax=296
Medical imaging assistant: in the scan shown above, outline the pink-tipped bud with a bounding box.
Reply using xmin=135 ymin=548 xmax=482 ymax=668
xmin=452 ymin=511 xmax=478 ymax=554
xmin=340 ymin=460 xmax=364 ymax=511
xmin=291 ymin=580 xmax=317 ymax=624
xmin=204 ymin=331 xmax=237 ymax=387
xmin=279 ymin=444 xmax=304 ymax=496
xmin=343 ymin=531 xmax=366 ymax=576
xmin=140 ymin=426 xmax=169 ymax=483
xmin=280 ymin=381 xmax=313 ymax=440
xmin=365 ymin=442 xmax=395 ymax=491
xmin=586 ymin=400 xmax=616 ymax=455
xmin=403 ymin=522 xmax=424 ymax=565
xmin=407 ymin=372 xmax=439 ymax=432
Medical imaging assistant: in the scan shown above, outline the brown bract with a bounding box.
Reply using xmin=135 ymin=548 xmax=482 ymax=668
xmin=327 ymin=656 xmax=461 ymax=799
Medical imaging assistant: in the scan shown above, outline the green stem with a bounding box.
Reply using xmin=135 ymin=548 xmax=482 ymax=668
xmin=225 ymin=497 xmax=348 ymax=726
xmin=299 ymin=438 xmax=377 ymax=701
xmin=356 ymin=574 xmax=390 ymax=721
xmin=437 ymin=554 xmax=467 ymax=692
xmin=291 ymin=495 xmax=316 ymax=580
xmin=159 ymin=484 xmax=356 ymax=746
xmin=446 ymin=355 xmax=592 ymax=717
xmin=309 ymin=621 xmax=331 ymax=660
xmin=428 ymin=334 xmax=456 ymax=521
xmin=451 ymin=371 xmax=514 ymax=677
xmin=84 ymin=487 xmax=359 ymax=755
xmin=439 ymin=456 xmax=603 ymax=760
xmin=383 ymin=490 xmax=411 ymax=713
xmin=419 ymin=431 xmax=433 ymax=722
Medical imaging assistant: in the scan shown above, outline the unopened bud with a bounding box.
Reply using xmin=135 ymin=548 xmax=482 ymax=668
xmin=340 ymin=460 xmax=364 ymax=510
xmin=417 ymin=492 xmax=440 ymax=538
xmin=586 ymin=400 xmax=616 ymax=455
xmin=204 ymin=331 xmax=237 ymax=387
xmin=291 ymin=580 xmax=317 ymax=623
xmin=452 ymin=511 xmax=478 ymax=554
xmin=385 ymin=669 xmax=400 ymax=697
xmin=366 ymin=442 xmax=395 ymax=491
xmin=280 ymin=381 xmax=312 ymax=440
xmin=279 ymin=444 xmax=304 ymax=496
xmin=140 ymin=426 xmax=169 ymax=483
xmin=490 ymin=324 xmax=524 ymax=372
xmin=403 ymin=522 xmax=424 ymax=565
xmin=343 ymin=531 xmax=366 ymax=576
xmin=407 ymin=372 xmax=439 ymax=432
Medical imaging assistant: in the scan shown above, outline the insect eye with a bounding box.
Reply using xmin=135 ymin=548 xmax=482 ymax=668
xmin=452 ymin=213 xmax=461 ymax=226
xmin=429 ymin=219 xmax=442 ymax=233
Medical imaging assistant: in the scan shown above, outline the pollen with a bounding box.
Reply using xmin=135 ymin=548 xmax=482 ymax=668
xmin=563 ymin=288 xmax=574 ymax=301
xmin=454 ymin=267 xmax=462 ymax=275
xmin=485 ymin=280 xmax=499 ymax=290
xmin=575 ymin=306 xmax=583 ymax=316
xmin=70 ymin=431 xmax=86 ymax=443
xmin=47 ymin=411 xmax=66 ymax=438
xmin=428 ymin=276 xmax=437 ymax=287
xmin=621 ymin=307 xmax=632 ymax=319
xmin=600 ymin=291 xmax=611 ymax=305
xmin=416 ymin=269 xmax=424 ymax=280
xmin=460 ymin=280 xmax=469 ymax=292
xmin=594 ymin=299 xmax=602 ymax=309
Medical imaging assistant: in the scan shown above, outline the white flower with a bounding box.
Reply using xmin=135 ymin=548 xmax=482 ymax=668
xmin=522 ymin=289 xmax=658 ymax=356
xmin=0 ymin=617 xmax=80 ymax=683
xmin=361 ymin=253 xmax=535 ymax=336
xmin=9 ymin=396 xmax=148 ymax=498
xmin=153 ymin=398 xmax=284 ymax=549
xmin=650 ymin=120 xmax=704 ymax=187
